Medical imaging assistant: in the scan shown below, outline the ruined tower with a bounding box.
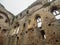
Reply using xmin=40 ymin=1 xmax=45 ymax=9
xmin=0 ymin=0 xmax=60 ymax=45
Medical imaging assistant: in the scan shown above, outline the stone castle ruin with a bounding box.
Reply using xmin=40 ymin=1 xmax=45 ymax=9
xmin=0 ymin=0 xmax=60 ymax=45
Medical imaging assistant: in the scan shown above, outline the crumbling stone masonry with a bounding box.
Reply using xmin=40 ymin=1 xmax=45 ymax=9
xmin=0 ymin=0 xmax=60 ymax=45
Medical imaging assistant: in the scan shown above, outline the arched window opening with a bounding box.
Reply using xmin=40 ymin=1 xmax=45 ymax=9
xmin=53 ymin=10 xmax=60 ymax=19
xmin=35 ymin=15 xmax=42 ymax=28
xmin=51 ymin=6 xmax=60 ymax=19
xmin=53 ymin=10 xmax=60 ymax=16
xmin=37 ymin=17 xmax=42 ymax=27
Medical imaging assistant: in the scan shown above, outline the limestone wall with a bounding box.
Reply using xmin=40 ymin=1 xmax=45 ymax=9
xmin=0 ymin=3 xmax=14 ymax=45
xmin=0 ymin=0 xmax=60 ymax=45
xmin=15 ymin=0 xmax=60 ymax=45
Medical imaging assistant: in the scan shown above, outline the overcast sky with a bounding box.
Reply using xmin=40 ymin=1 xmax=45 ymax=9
xmin=0 ymin=0 xmax=36 ymax=16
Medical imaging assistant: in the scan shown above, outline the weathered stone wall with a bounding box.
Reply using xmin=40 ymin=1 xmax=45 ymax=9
xmin=15 ymin=0 xmax=60 ymax=45
xmin=0 ymin=3 xmax=14 ymax=45
xmin=0 ymin=0 xmax=60 ymax=45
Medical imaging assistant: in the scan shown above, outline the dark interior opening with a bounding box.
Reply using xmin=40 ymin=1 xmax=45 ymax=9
xmin=2 ymin=29 xmax=7 ymax=33
xmin=40 ymin=30 xmax=45 ymax=39
xmin=53 ymin=32 xmax=55 ymax=34
xmin=5 ymin=19 xmax=8 ymax=23
xmin=0 ymin=15 xmax=3 ymax=19
xmin=14 ymin=26 xmax=16 ymax=28
xmin=17 ymin=37 xmax=19 ymax=40
xmin=23 ymin=23 xmax=25 ymax=28
xmin=48 ymin=23 xmax=51 ymax=26
xmin=35 ymin=15 xmax=41 ymax=19
xmin=0 ymin=27 xmax=1 ymax=29
xmin=26 ymin=31 xmax=28 ymax=33
xmin=39 ymin=27 xmax=42 ymax=29
xmin=51 ymin=6 xmax=58 ymax=12
xmin=26 ymin=10 xmax=29 ymax=14
xmin=56 ymin=40 xmax=59 ymax=42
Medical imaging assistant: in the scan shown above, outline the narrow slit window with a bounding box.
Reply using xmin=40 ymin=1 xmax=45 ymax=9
xmin=16 ymin=27 xmax=20 ymax=34
xmin=51 ymin=6 xmax=60 ymax=19
xmin=40 ymin=30 xmax=46 ymax=39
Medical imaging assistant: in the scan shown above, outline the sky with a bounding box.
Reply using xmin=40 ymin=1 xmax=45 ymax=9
xmin=0 ymin=0 xmax=36 ymax=16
